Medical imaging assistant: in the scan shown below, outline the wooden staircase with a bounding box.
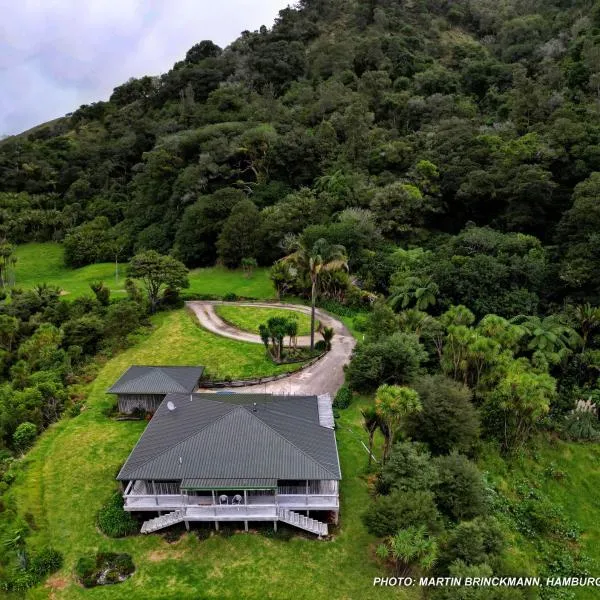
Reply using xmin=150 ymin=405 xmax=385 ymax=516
xmin=140 ymin=510 xmax=185 ymax=534
xmin=277 ymin=508 xmax=328 ymax=537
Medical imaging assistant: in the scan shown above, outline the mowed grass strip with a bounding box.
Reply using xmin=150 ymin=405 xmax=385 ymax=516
xmin=7 ymin=320 xmax=414 ymax=600
xmin=215 ymin=305 xmax=315 ymax=336
xmin=13 ymin=243 xmax=276 ymax=300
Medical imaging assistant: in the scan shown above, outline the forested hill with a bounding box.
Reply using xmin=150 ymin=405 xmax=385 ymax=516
xmin=2 ymin=0 xmax=600 ymax=304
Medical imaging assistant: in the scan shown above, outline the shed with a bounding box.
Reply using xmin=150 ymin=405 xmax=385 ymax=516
xmin=108 ymin=366 xmax=204 ymax=414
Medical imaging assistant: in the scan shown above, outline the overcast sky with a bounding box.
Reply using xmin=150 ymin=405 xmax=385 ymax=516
xmin=0 ymin=0 xmax=290 ymax=136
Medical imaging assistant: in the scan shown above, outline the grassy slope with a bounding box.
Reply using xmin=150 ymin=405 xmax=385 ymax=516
xmin=481 ymin=440 xmax=600 ymax=599
xmin=215 ymin=305 xmax=314 ymax=336
xmin=5 ymin=313 xmax=414 ymax=600
xmin=13 ymin=243 xmax=275 ymax=300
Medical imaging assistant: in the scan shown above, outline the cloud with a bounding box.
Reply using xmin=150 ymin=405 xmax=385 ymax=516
xmin=0 ymin=0 xmax=290 ymax=135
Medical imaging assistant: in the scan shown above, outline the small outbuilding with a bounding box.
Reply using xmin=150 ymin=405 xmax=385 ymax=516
xmin=108 ymin=366 xmax=204 ymax=414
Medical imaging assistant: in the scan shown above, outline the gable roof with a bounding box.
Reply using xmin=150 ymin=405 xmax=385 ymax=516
xmin=117 ymin=393 xmax=341 ymax=482
xmin=108 ymin=366 xmax=204 ymax=395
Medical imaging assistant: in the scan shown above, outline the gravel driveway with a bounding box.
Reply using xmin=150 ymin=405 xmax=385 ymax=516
xmin=186 ymin=301 xmax=356 ymax=397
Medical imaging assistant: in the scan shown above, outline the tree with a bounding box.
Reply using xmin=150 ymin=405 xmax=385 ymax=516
xmin=216 ymin=199 xmax=261 ymax=268
xmin=280 ymin=237 xmax=348 ymax=350
xmin=375 ymin=384 xmax=422 ymax=462
xmin=434 ymin=453 xmax=488 ymax=521
xmin=379 ymin=441 xmax=438 ymax=494
xmin=511 ymin=314 xmax=581 ymax=363
xmin=361 ymin=405 xmax=379 ymax=468
xmin=487 ymin=362 xmax=556 ymax=451
xmin=128 ymin=251 xmax=189 ymax=313
xmin=0 ymin=314 xmax=19 ymax=351
xmin=436 ymin=517 xmax=505 ymax=574
xmin=573 ymin=304 xmax=600 ymax=351
xmin=346 ymin=333 xmax=427 ymax=392
xmin=407 ymin=375 xmax=480 ymax=455
xmin=321 ymin=326 xmax=334 ymax=350
xmin=241 ymin=257 xmax=257 ymax=278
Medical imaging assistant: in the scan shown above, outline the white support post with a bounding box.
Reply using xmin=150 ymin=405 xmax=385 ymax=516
xmin=306 ymin=480 xmax=309 ymax=506
xmin=244 ymin=490 xmax=247 ymax=505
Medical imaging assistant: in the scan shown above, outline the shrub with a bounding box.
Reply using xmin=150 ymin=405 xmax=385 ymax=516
xmin=75 ymin=552 xmax=135 ymax=588
xmin=333 ymin=385 xmax=353 ymax=409
xmin=378 ymin=442 xmax=438 ymax=495
xmin=346 ymin=332 xmax=427 ymax=392
xmin=223 ymin=292 xmax=238 ymax=301
xmin=28 ymin=548 xmax=63 ymax=578
xmin=436 ymin=517 xmax=505 ymax=574
xmin=75 ymin=556 xmax=96 ymax=588
xmin=12 ymin=422 xmax=37 ymax=454
xmin=562 ymin=411 xmax=600 ymax=441
xmin=406 ymin=375 xmax=480 ymax=455
xmin=362 ymin=490 xmax=440 ymax=537
xmin=434 ymin=453 xmax=488 ymax=521
xmin=314 ymin=340 xmax=327 ymax=352
xmin=96 ymin=493 xmax=138 ymax=537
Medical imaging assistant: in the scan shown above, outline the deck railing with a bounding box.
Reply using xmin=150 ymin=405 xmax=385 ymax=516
xmin=123 ymin=491 xmax=338 ymax=510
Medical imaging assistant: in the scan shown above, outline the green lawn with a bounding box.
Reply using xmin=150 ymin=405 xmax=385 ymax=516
xmin=4 ymin=318 xmax=414 ymax=600
xmin=215 ymin=305 xmax=315 ymax=336
xmin=13 ymin=243 xmax=276 ymax=300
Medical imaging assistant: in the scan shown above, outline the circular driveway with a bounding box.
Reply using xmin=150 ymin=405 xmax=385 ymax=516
xmin=186 ymin=301 xmax=356 ymax=397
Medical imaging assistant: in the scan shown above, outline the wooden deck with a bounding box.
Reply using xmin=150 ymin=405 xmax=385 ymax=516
xmin=123 ymin=493 xmax=339 ymax=514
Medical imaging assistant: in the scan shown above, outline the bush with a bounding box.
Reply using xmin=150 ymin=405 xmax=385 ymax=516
xmin=223 ymin=292 xmax=238 ymax=301
xmin=346 ymin=332 xmax=427 ymax=392
xmin=75 ymin=552 xmax=135 ymax=588
xmin=314 ymin=340 xmax=327 ymax=352
xmin=75 ymin=556 xmax=96 ymax=588
xmin=333 ymin=385 xmax=353 ymax=409
xmin=406 ymin=375 xmax=480 ymax=455
xmin=436 ymin=517 xmax=505 ymax=574
xmin=434 ymin=453 xmax=488 ymax=521
xmin=378 ymin=442 xmax=438 ymax=495
xmin=561 ymin=411 xmax=600 ymax=441
xmin=362 ymin=490 xmax=440 ymax=537
xmin=12 ymin=422 xmax=37 ymax=454
xmin=28 ymin=548 xmax=63 ymax=578
xmin=96 ymin=493 xmax=138 ymax=537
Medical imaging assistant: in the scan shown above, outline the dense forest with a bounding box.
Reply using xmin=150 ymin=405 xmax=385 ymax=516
xmin=2 ymin=0 xmax=600 ymax=596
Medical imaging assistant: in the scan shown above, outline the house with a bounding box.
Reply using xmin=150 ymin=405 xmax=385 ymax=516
xmin=108 ymin=366 xmax=204 ymax=414
xmin=117 ymin=392 xmax=341 ymax=537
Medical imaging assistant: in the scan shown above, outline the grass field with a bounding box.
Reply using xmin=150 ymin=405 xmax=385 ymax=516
xmin=13 ymin=243 xmax=276 ymax=300
xmin=215 ymin=305 xmax=315 ymax=336
xmin=3 ymin=315 xmax=414 ymax=600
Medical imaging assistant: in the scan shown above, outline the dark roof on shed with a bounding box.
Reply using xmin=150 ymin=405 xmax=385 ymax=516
xmin=117 ymin=393 xmax=341 ymax=482
xmin=108 ymin=366 xmax=204 ymax=395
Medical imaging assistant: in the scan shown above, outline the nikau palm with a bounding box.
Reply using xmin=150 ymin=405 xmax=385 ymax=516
xmin=280 ymin=236 xmax=348 ymax=350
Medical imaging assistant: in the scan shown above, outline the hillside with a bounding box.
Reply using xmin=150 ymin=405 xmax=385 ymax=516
xmin=2 ymin=1 xmax=600 ymax=598
xmin=0 ymin=0 xmax=600 ymax=302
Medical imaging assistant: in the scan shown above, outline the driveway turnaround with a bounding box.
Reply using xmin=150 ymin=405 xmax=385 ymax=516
xmin=186 ymin=301 xmax=356 ymax=397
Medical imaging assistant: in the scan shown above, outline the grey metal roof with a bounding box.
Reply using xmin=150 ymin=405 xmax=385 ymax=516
xmin=108 ymin=366 xmax=204 ymax=395
xmin=117 ymin=393 xmax=341 ymax=482
xmin=181 ymin=478 xmax=277 ymax=490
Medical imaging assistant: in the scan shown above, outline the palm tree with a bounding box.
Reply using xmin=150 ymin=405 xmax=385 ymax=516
xmin=375 ymin=384 xmax=422 ymax=462
xmin=280 ymin=236 xmax=348 ymax=350
xmin=360 ymin=405 xmax=379 ymax=468
xmin=321 ymin=326 xmax=334 ymax=351
xmin=573 ymin=304 xmax=600 ymax=351
xmin=389 ymin=276 xmax=438 ymax=312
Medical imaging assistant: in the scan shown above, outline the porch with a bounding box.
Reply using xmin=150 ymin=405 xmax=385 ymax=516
xmin=122 ymin=479 xmax=339 ymax=515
